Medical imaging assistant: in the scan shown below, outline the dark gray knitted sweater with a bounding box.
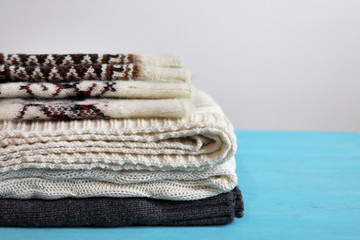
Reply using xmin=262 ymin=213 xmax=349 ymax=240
xmin=0 ymin=187 xmax=243 ymax=227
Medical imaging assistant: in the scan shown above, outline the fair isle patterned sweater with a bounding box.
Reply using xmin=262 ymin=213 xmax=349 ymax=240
xmin=0 ymin=81 xmax=193 ymax=99
xmin=0 ymin=53 xmax=183 ymax=67
xmin=0 ymin=97 xmax=191 ymax=120
xmin=0 ymin=53 xmax=193 ymax=119
xmin=0 ymin=63 xmax=190 ymax=82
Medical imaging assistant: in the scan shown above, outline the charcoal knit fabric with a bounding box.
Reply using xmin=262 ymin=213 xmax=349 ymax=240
xmin=0 ymin=64 xmax=190 ymax=82
xmin=0 ymin=187 xmax=243 ymax=227
xmin=0 ymin=53 xmax=183 ymax=67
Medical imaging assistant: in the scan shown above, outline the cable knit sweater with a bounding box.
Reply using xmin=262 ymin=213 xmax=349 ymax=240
xmin=0 ymin=90 xmax=237 ymax=200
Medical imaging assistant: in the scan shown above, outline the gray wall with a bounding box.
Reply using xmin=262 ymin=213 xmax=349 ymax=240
xmin=1 ymin=0 xmax=359 ymax=132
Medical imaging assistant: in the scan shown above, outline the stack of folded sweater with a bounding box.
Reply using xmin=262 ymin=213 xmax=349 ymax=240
xmin=0 ymin=53 xmax=243 ymax=227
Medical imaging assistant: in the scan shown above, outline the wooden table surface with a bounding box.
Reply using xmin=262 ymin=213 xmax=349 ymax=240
xmin=1 ymin=130 xmax=359 ymax=240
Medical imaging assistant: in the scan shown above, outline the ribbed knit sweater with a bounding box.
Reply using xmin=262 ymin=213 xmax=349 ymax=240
xmin=0 ymin=187 xmax=243 ymax=227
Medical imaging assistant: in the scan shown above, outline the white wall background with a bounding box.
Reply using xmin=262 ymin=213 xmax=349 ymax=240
xmin=0 ymin=0 xmax=359 ymax=132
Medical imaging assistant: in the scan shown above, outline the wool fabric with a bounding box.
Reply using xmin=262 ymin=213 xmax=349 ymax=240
xmin=0 ymin=157 xmax=236 ymax=200
xmin=0 ymin=53 xmax=182 ymax=67
xmin=0 ymin=90 xmax=237 ymax=200
xmin=0 ymin=81 xmax=193 ymax=99
xmin=0 ymin=64 xmax=190 ymax=82
xmin=0 ymin=97 xmax=190 ymax=120
xmin=0 ymin=187 xmax=243 ymax=227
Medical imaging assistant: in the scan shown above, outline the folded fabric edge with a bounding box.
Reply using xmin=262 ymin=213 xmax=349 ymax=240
xmin=234 ymin=186 xmax=245 ymax=218
xmin=142 ymin=65 xmax=191 ymax=82
xmin=139 ymin=54 xmax=183 ymax=68
xmin=0 ymin=186 xmax=243 ymax=227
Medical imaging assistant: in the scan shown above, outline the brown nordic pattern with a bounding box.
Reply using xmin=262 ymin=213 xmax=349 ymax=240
xmin=17 ymin=102 xmax=109 ymax=120
xmin=14 ymin=82 xmax=117 ymax=98
xmin=0 ymin=64 xmax=141 ymax=82
xmin=0 ymin=54 xmax=140 ymax=66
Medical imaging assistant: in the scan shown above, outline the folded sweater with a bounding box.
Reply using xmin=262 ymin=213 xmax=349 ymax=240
xmin=0 ymin=81 xmax=193 ymax=99
xmin=0 ymin=53 xmax=182 ymax=67
xmin=0 ymin=187 xmax=243 ymax=227
xmin=0 ymin=97 xmax=190 ymax=120
xmin=0 ymin=90 xmax=237 ymax=200
xmin=0 ymin=156 xmax=236 ymax=200
xmin=0 ymin=64 xmax=191 ymax=82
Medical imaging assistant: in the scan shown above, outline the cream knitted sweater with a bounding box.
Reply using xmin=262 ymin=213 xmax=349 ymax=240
xmin=0 ymin=81 xmax=193 ymax=99
xmin=0 ymin=90 xmax=237 ymax=200
xmin=0 ymin=98 xmax=191 ymax=120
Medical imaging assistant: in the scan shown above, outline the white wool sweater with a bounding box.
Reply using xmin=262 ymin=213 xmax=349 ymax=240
xmin=0 ymin=97 xmax=191 ymax=120
xmin=0 ymin=157 xmax=237 ymax=200
xmin=0 ymin=81 xmax=193 ymax=99
xmin=0 ymin=90 xmax=237 ymax=200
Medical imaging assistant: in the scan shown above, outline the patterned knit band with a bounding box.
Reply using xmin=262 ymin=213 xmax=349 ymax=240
xmin=0 ymin=97 xmax=190 ymax=120
xmin=0 ymin=53 xmax=182 ymax=67
xmin=0 ymin=81 xmax=193 ymax=99
xmin=0 ymin=64 xmax=191 ymax=82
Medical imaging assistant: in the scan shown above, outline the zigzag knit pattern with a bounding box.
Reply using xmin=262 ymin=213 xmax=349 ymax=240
xmin=0 ymin=64 xmax=190 ymax=82
xmin=0 ymin=53 xmax=182 ymax=67
xmin=0 ymin=81 xmax=193 ymax=99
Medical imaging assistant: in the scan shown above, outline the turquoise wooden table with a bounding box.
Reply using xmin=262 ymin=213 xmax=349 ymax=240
xmin=1 ymin=130 xmax=360 ymax=240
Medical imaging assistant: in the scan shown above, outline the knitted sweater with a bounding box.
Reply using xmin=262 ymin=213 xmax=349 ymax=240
xmin=0 ymin=97 xmax=191 ymax=120
xmin=0 ymin=53 xmax=183 ymax=67
xmin=0 ymin=64 xmax=190 ymax=82
xmin=0 ymin=90 xmax=237 ymax=200
xmin=0 ymin=157 xmax=236 ymax=200
xmin=0 ymin=81 xmax=193 ymax=99
xmin=0 ymin=187 xmax=243 ymax=227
